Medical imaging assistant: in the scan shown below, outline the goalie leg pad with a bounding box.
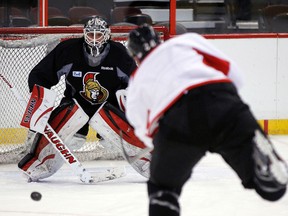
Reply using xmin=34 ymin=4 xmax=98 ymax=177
xmin=89 ymin=102 xmax=151 ymax=177
xmin=18 ymin=100 xmax=89 ymax=181
xmin=20 ymin=130 xmax=40 ymax=155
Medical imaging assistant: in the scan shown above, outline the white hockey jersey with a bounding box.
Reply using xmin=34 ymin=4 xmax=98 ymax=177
xmin=126 ymin=33 xmax=244 ymax=147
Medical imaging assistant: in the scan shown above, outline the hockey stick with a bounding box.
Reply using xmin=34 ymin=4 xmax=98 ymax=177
xmin=0 ymin=73 xmax=125 ymax=183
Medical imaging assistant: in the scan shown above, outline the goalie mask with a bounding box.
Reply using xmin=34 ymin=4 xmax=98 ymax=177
xmin=83 ymin=16 xmax=111 ymax=57
xmin=127 ymin=24 xmax=161 ymax=61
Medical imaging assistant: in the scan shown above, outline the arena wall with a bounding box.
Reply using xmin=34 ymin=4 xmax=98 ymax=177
xmin=207 ymin=35 xmax=288 ymax=134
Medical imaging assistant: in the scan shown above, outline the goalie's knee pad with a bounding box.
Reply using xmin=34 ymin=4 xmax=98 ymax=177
xmin=20 ymin=150 xmax=62 ymax=182
xmin=253 ymin=130 xmax=288 ymax=201
xmin=18 ymin=100 xmax=89 ymax=181
xmin=89 ymin=102 xmax=151 ymax=177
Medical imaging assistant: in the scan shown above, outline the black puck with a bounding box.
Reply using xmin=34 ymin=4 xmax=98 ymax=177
xmin=31 ymin=191 xmax=42 ymax=201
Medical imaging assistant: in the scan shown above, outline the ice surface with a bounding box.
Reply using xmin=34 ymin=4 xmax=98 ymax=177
xmin=0 ymin=135 xmax=288 ymax=216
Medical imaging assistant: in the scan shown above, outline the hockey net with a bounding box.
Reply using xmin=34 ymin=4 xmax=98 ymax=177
xmin=0 ymin=26 xmax=168 ymax=164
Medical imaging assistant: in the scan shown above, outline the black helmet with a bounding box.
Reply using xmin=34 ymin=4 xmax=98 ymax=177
xmin=83 ymin=16 xmax=111 ymax=57
xmin=127 ymin=24 xmax=160 ymax=61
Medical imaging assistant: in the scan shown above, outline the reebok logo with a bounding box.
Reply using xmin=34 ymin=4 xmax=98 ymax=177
xmin=101 ymin=66 xmax=113 ymax=70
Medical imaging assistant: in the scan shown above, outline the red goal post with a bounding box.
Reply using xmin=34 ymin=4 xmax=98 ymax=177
xmin=0 ymin=26 xmax=169 ymax=164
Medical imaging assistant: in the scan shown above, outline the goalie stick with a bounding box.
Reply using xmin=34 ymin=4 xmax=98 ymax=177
xmin=0 ymin=73 xmax=125 ymax=184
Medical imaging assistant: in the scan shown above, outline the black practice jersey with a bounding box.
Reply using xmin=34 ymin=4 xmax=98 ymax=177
xmin=28 ymin=37 xmax=137 ymax=118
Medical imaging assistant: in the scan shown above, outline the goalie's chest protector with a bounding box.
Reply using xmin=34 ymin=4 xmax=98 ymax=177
xmin=66 ymin=58 xmax=122 ymax=116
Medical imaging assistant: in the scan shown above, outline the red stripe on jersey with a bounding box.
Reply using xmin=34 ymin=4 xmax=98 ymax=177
xmin=194 ymin=48 xmax=230 ymax=75
xmin=130 ymin=68 xmax=138 ymax=78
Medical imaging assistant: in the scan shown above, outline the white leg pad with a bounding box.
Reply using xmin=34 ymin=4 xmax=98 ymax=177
xmin=89 ymin=103 xmax=151 ymax=178
xmin=18 ymin=101 xmax=89 ymax=182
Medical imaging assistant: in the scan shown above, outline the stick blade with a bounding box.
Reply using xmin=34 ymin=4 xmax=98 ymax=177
xmin=90 ymin=166 xmax=127 ymax=183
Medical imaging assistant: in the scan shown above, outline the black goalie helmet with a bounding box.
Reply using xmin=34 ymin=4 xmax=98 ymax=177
xmin=83 ymin=16 xmax=111 ymax=57
xmin=127 ymin=24 xmax=161 ymax=61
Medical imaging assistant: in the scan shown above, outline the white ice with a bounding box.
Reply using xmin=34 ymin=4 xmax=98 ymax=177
xmin=1 ymin=135 xmax=288 ymax=216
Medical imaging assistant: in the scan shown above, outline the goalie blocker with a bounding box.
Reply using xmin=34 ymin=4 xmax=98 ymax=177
xmin=90 ymin=102 xmax=152 ymax=178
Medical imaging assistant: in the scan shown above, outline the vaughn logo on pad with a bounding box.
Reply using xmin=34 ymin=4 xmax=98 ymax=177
xmin=20 ymin=85 xmax=56 ymax=133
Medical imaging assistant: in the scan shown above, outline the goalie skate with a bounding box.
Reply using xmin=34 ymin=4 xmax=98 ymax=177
xmin=253 ymin=130 xmax=288 ymax=192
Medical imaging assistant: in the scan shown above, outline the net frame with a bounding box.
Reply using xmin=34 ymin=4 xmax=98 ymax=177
xmin=0 ymin=26 xmax=169 ymax=164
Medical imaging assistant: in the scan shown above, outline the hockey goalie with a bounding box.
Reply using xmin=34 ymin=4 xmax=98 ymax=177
xmin=18 ymin=85 xmax=151 ymax=182
xmin=17 ymin=16 xmax=152 ymax=182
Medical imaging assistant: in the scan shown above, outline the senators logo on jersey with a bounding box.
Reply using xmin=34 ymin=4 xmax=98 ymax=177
xmin=80 ymin=72 xmax=109 ymax=104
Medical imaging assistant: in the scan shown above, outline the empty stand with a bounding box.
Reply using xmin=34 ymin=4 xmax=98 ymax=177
xmin=111 ymin=6 xmax=142 ymax=24
xmin=259 ymin=4 xmax=288 ymax=31
xmin=271 ymin=12 xmax=288 ymax=32
xmin=68 ymin=6 xmax=102 ymax=25
xmin=124 ymin=13 xmax=153 ymax=25
xmin=0 ymin=7 xmax=31 ymax=27
xmin=30 ymin=7 xmax=72 ymax=26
